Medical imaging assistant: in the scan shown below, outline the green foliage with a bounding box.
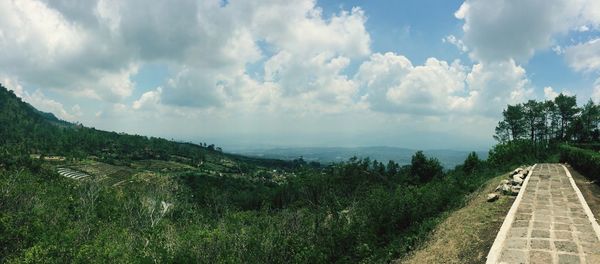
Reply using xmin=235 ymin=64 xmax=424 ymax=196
xmin=410 ymin=151 xmax=443 ymax=183
xmin=494 ymin=93 xmax=599 ymax=144
xmin=462 ymin=152 xmax=481 ymax=174
xmin=559 ymin=145 xmax=600 ymax=181
xmin=0 ymin=148 xmax=508 ymax=263
xmin=487 ymin=140 xmax=554 ymax=166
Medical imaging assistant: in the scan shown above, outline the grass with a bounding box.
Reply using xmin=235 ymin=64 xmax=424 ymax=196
xmin=568 ymin=166 xmax=600 ymax=223
xmin=130 ymin=159 xmax=196 ymax=172
xmin=395 ymin=172 xmax=515 ymax=264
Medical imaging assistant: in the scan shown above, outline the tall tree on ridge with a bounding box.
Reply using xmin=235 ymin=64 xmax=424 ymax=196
xmin=522 ymin=100 xmax=543 ymax=143
xmin=554 ymin=93 xmax=579 ymax=141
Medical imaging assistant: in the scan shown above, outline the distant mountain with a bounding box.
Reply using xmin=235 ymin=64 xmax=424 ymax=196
xmin=230 ymin=146 xmax=489 ymax=168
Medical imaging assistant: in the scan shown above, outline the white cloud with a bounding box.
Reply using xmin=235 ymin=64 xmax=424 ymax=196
xmin=544 ymin=86 xmax=559 ymax=100
xmin=464 ymin=59 xmax=533 ymax=114
xmin=1 ymin=75 xmax=25 ymax=97
xmin=0 ymin=0 xmax=137 ymax=101
xmin=355 ymin=53 xmax=532 ymax=116
xmin=133 ymin=87 xmax=162 ymax=110
xmin=542 ymin=86 xmax=573 ymax=101
xmin=442 ymin=35 xmax=468 ymax=52
xmin=95 ymin=103 xmax=130 ymax=119
xmin=552 ymin=45 xmax=564 ymax=55
xmin=578 ymin=25 xmax=590 ymax=32
xmin=593 ymin=78 xmax=600 ymax=103
xmin=384 ymin=58 xmax=467 ymax=114
xmin=1 ymin=75 xmax=79 ymax=120
xmin=71 ymin=104 xmax=83 ymax=117
xmin=455 ymin=0 xmax=599 ymax=62
xmin=565 ymin=38 xmax=600 ymax=72
xmin=26 ymin=90 xmax=78 ymax=121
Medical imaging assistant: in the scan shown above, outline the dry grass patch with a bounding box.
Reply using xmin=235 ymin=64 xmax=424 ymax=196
xmin=396 ymin=173 xmax=515 ymax=264
xmin=569 ymin=166 xmax=600 ymax=223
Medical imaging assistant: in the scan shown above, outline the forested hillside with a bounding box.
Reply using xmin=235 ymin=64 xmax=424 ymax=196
xmin=0 ymin=84 xmax=299 ymax=173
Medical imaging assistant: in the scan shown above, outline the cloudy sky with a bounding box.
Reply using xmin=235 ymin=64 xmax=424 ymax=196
xmin=1 ymin=0 xmax=599 ymax=150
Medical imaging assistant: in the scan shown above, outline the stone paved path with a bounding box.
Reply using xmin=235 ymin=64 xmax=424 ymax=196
xmin=488 ymin=163 xmax=600 ymax=264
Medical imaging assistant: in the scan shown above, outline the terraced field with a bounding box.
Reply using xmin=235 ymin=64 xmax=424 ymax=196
xmin=56 ymin=160 xmax=135 ymax=186
xmin=57 ymin=167 xmax=91 ymax=180
xmin=54 ymin=157 xmax=287 ymax=188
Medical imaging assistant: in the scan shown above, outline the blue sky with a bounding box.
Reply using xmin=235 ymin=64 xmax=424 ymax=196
xmin=0 ymin=0 xmax=599 ymax=150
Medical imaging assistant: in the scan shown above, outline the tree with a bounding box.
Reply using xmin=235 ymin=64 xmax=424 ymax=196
xmin=554 ymin=93 xmax=579 ymax=140
xmin=522 ymin=100 xmax=543 ymax=143
xmin=539 ymin=100 xmax=557 ymax=144
xmin=494 ymin=104 xmax=525 ymax=142
xmin=504 ymin=104 xmax=526 ymax=140
xmin=462 ymin=152 xmax=480 ymax=174
xmin=386 ymin=160 xmax=399 ymax=177
xmin=494 ymin=120 xmax=511 ymax=143
xmin=410 ymin=151 xmax=443 ymax=182
xmin=577 ymin=99 xmax=600 ymax=142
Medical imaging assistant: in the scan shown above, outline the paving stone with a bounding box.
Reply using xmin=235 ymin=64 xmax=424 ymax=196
xmin=500 ymin=249 xmax=527 ymax=263
xmin=554 ymin=223 xmax=572 ymax=231
xmin=529 ymin=250 xmax=553 ymax=264
xmin=505 ymin=238 xmax=527 ymax=249
xmin=532 ymin=229 xmax=551 ymax=239
xmin=555 ymin=231 xmax=574 ymax=240
xmin=558 ymin=254 xmax=580 ymax=264
xmin=510 ymin=228 xmax=529 ymax=238
xmin=555 ymin=211 xmax=570 ymax=217
xmin=578 ymin=232 xmax=599 ymax=244
xmin=572 ymin=213 xmax=588 ymax=219
xmin=535 ymin=214 xmax=553 ymax=222
xmin=533 ymin=221 xmax=551 ymax=229
xmin=537 ymin=209 xmax=552 ymax=215
xmin=555 ymin=241 xmax=579 ymax=253
xmin=585 ymin=254 xmax=600 ymax=264
xmin=573 ymin=218 xmax=589 ymax=225
xmin=515 ymin=213 xmax=533 ymax=221
xmin=554 ymin=216 xmax=571 ymax=224
xmin=530 ymin=239 xmax=551 ymax=250
xmin=580 ymin=242 xmax=600 ymax=254
xmin=574 ymin=225 xmax=595 ymax=233
xmin=512 ymin=220 xmax=530 ymax=228
xmin=517 ymin=208 xmax=533 ymax=214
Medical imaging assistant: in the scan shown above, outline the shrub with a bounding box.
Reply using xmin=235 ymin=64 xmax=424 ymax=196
xmin=487 ymin=140 xmax=549 ymax=166
xmin=559 ymin=145 xmax=600 ymax=180
xmin=462 ymin=152 xmax=481 ymax=174
xmin=410 ymin=151 xmax=443 ymax=183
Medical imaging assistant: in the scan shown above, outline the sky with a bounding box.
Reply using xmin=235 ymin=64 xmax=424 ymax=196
xmin=1 ymin=0 xmax=599 ymax=151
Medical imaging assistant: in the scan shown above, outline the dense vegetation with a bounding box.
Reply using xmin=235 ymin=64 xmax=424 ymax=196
xmin=493 ymin=93 xmax=600 ymax=178
xmin=494 ymin=93 xmax=599 ymax=144
xmin=559 ymin=145 xmax=600 ymax=181
xmin=2 ymin=150 xmax=509 ymax=263
xmin=1 ymin=84 xmax=598 ymax=263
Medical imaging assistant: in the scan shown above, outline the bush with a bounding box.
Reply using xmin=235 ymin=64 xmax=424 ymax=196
xmin=559 ymin=145 xmax=600 ymax=180
xmin=572 ymin=143 xmax=600 ymax=152
xmin=410 ymin=151 xmax=443 ymax=183
xmin=488 ymin=140 xmax=551 ymax=166
xmin=462 ymin=152 xmax=481 ymax=174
